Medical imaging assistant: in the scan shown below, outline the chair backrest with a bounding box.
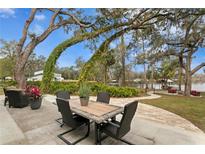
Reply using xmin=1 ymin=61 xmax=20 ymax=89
xmin=6 ymin=90 xmax=26 ymax=107
xmin=56 ymin=98 xmax=76 ymax=128
xmin=117 ymin=101 xmax=138 ymax=138
xmin=56 ymin=91 xmax=70 ymax=99
xmin=96 ymin=92 xmax=110 ymax=104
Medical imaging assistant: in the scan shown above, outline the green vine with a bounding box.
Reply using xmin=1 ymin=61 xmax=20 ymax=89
xmin=41 ymin=22 xmax=130 ymax=93
xmin=79 ymin=26 xmax=132 ymax=82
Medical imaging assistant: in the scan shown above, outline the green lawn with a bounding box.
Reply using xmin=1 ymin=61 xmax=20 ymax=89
xmin=141 ymin=92 xmax=205 ymax=132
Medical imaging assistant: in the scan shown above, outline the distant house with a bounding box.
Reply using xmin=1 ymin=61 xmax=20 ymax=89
xmin=5 ymin=76 xmax=13 ymax=80
xmin=27 ymin=70 xmax=64 ymax=81
xmin=133 ymin=78 xmax=142 ymax=83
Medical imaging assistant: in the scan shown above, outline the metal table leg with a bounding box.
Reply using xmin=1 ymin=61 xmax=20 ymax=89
xmin=95 ymin=122 xmax=100 ymax=145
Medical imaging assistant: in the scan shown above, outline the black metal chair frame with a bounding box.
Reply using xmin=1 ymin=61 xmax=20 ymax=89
xmin=58 ymin=122 xmax=90 ymax=145
xmin=98 ymin=121 xmax=133 ymax=145
xmin=98 ymin=101 xmax=138 ymax=145
xmin=56 ymin=98 xmax=90 ymax=145
xmin=55 ymin=90 xmax=71 ymax=125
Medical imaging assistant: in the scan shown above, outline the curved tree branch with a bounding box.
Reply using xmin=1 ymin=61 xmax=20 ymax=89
xmin=79 ymin=26 xmax=135 ymax=82
xmin=47 ymin=8 xmax=93 ymax=28
xmin=16 ymin=9 xmax=37 ymax=54
xmin=191 ymin=62 xmax=205 ymax=75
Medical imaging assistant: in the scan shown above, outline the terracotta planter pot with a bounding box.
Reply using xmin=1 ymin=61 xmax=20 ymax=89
xmin=80 ymin=97 xmax=89 ymax=106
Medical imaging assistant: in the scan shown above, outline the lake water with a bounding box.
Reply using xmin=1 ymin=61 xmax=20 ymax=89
xmin=136 ymin=83 xmax=205 ymax=92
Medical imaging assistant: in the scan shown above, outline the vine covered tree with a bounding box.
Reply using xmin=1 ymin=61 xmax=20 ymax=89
xmin=14 ymin=8 xmax=93 ymax=88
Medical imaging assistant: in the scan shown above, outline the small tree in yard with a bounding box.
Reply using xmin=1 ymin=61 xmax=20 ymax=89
xmin=157 ymin=58 xmax=178 ymax=89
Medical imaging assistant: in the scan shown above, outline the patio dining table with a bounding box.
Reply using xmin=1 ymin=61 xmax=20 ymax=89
xmin=68 ymin=98 xmax=123 ymax=144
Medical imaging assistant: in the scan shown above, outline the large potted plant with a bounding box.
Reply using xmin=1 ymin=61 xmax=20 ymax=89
xmin=26 ymin=85 xmax=42 ymax=110
xmin=79 ymin=83 xmax=91 ymax=106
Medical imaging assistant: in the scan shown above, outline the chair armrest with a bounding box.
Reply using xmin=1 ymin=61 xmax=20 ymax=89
xmin=108 ymin=121 xmax=120 ymax=128
xmin=72 ymin=113 xmax=79 ymax=118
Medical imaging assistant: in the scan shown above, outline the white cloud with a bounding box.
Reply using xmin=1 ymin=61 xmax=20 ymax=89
xmin=35 ymin=14 xmax=46 ymax=21
xmin=32 ymin=24 xmax=44 ymax=35
xmin=0 ymin=8 xmax=15 ymax=18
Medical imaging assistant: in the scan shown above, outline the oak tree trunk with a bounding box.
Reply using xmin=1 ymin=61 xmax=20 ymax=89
xmin=119 ymin=36 xmax=126 ymax=87
xmin=178 ymin=55 xmax=183 ymax=91
xmin=150 ymin=65 xmax=154 ymax=90
xmin=14 ymin=57 xmax=27 ymax=89
xmin=184 ymin=54 xmax=192 ymax=96
xmin=143 ymin=63 xmax=148 ymax=91
xmin=120 ymin=52 xmax=126 ymax=86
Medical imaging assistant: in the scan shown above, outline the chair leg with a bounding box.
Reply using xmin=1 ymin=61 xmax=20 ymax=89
xmin=56 ymin=118 xmax=63 ymax=124
xmin=60 ymin=123 xmax=64 ymax=127
xmin=4 ymin=99 xmax=6 ymax=106
xmin=57 ymin=128 xmax=76 ymax=145
xmin=57 ymin=123 xmax=90 ymax=145
xmin=98 ymin=132 xmax=133 ymax=145
xmin=98 ymin=132 xmax=109 ymax=145
xmin=4 ymin=97 xmax=8 ymax=106
xmin=119 ymin=139 xmax=134 ymax=145
xmin=98 ymin=128 xmax=102 ymax=145
xmin=72 ymin=122 xmax=90 ymax=145
xmin=53 ymin=102 xmax=57 ymax=105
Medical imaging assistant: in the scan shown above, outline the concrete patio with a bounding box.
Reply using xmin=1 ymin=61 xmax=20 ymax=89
xmin=1 ymin=94 xmax=205 ymax=145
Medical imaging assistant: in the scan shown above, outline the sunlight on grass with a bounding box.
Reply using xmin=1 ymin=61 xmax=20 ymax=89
xmin=141 ymin=93 xmax=205 ymax=132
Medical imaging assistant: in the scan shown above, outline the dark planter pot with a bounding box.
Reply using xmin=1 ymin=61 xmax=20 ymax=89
xmin=30 ymin=97 xmax=42 ymax=110
xmin=80 ymin=97 xmax=89 ymax=106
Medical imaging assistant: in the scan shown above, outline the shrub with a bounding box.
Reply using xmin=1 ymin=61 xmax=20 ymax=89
xmin=89 ymin=83 xmax=142 ymax=97
xmin=0 ymin=80 xmax=17 ymax=87
xmin=0 ymin=80 xmax=144 ymax=97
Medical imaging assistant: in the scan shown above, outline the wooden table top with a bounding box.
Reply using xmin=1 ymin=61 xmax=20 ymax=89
xmin=69 ymin=98 xmax=123 ymax=124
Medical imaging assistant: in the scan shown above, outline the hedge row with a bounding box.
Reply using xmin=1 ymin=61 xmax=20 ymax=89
xmin=1 ymin=81 xmax=144 ymax=97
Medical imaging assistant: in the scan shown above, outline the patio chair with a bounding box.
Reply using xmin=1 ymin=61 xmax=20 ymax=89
xmin=56 ymin=90 xmax=70 ymax=100
xmin=55 ymin=90 xmax=71 ymax=125
xmin=56 ymin=98 xmax=90 ymax=145
xmin=96 ymin=92 xmax=110 ymax=104
xmin=98 ymin=101 xmax=138 ymax=145
xmin=6 ymin=90 xmax=29 ymax=108
xmin=3 ymin=88 xmax=8 ymax=106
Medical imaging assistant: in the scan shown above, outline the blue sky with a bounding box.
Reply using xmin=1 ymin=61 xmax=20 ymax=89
xmin=0 ymin=8 xmax=94 ymax=67
xmin=0 ymin=8 xmax=204 ymax=73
